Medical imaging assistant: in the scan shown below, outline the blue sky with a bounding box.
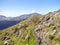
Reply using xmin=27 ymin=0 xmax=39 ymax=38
xmin=0 ymin=0 xmax=60 ymax=17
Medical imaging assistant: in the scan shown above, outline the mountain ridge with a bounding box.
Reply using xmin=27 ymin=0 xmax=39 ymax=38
xmin=0 ymin=13 xmax=41 ymax=30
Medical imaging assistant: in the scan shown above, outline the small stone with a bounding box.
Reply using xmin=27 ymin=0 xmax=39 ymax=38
xmin=19 ymin=30 xmax=23 ymax=37
xmin=58 ymin=32 xmax=60 ymax=35
xmin=45 ymin=22 xmax=51 ymax=27
xmin=4 ymin=40 xmax=11 ymax=45
xmin=35 ymin=25 xmax=42 ymax=32
xmin=25 ymin=34 xmax=30 ymax=41
xmin=55 ymin=43 xmax=60 ymax=45
xmin=52 ymin=26 xmax=56 ymax=30
xmin=26 ymin=44 xmax=28 ymax=45
xmin=51 ymin=30 xmax=56 ymax=35
xmin=16 ymin=31 xmax=19 ymax=36
xmin=37 ymin=37 xmax=42 ymax=45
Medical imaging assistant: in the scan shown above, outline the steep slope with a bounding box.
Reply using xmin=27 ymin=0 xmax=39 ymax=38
xmin=0 ymin=16 xmax=40 ymax=45
xmin=0 ymin=10 xmax=60 ymax=45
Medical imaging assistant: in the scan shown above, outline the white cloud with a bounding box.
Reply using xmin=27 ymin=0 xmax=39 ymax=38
xmin=0 ymin=11 xmax=20 ymax=17
xmin=31 ymin=10 xmax=41 ymax=14
xmin=0 ymin=11 xmax=12 ymax=17
xmin=31 ymin=10 xmax=36 ymax=13
xmin=20 ymin=12 xmax=29 ymax=15
xmin=0 ymin=10 xmax=41 ymax=17
xmin=19 ymin=10 xmax=41 ymax=15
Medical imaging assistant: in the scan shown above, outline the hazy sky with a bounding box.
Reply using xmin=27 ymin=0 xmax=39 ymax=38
xmin=0 ymin=0 xmax=60 ymax=17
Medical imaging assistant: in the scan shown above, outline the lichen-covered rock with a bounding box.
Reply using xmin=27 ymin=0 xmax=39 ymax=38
xmin=35 ymin=25 xmax=42 ymax=32
xmin=4 ymin=40 xmax=11 ymax=45
xmin=19 ymin=30 xmax=22 ymax=36
xmin=44 ymin=21 xmax=51 ymax=27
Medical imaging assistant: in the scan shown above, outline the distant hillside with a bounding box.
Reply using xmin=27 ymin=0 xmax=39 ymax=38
xmin=0 ymin=9 xmax=60 ymax=45
xmin=0 ymin=13 xmax=41 ymax=30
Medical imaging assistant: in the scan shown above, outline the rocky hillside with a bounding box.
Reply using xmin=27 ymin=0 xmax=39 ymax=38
xmin=0 ymin=9 xmax=60 ymax=45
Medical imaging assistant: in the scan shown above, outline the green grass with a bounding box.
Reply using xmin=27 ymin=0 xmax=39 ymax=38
xmin=0 ymin=15 xmax=60 ymax=45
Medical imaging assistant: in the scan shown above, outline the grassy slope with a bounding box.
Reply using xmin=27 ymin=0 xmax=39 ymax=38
xmin=0 ymin=14 xmax=60 ymax=45
xmin=0 ymin=16 xmax=40 ymax=45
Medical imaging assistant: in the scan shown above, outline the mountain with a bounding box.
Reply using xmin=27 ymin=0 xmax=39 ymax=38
xmin=0 ymin=13 xmax=41 ymax=30
xmin=0 ymin=15 xmax=6 ymax=21
xmin=0 ymin=9 xmax=60 ymax=45
xmin=8 ymin=13 xmax=41 ymax=21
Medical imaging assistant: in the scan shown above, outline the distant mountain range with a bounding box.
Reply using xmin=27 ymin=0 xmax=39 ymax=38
xmin=0 ymin=13 xmax=41 ymax=30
